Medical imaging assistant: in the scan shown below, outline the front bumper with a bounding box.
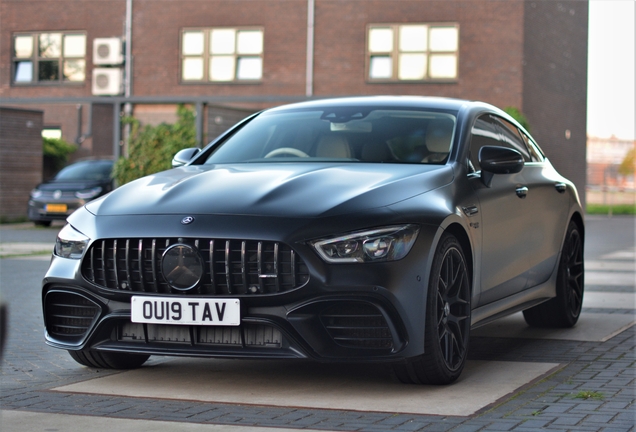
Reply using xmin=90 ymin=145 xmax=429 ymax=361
xmin=42 ymin=227 xmax=438 ymax=362
xmin=28 ymin=199 xmax=84 ymax=222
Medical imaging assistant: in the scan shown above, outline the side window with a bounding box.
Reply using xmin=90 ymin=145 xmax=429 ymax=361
xmin=469 ymin=114 xmax=536 ymax=173
xmin=468 ymin=115 xmax=501 ymax=172
xmin=520 ymin=131 xmax=545 ymax=162
xmin=493 ymin=117 xmax=531 ymax=161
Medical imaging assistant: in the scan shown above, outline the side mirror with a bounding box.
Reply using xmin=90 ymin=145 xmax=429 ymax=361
xmin=478 ymin=146 xmax=524 ymax=187
xmin=172 ymin=148 xmax=201 ymax=168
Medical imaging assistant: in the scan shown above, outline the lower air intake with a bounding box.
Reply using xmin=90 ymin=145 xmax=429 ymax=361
xmin=45 ymin=291 xmax=100 ymax=342
xmin=320 ymin=302 xmax=394 ymax=349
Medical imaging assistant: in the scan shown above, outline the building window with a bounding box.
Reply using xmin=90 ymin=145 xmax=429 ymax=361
xmin=367 ymin=24 xmax=459 ymax=82
xmin=181 ymin=28 xmax=264 ymax=83
xmin=42 ymin=127 xmax=63 ymax=139
xmin=12 ymin=32 xmax=86 ymax=84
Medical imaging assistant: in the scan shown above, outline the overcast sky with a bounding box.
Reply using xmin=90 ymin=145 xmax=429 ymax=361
xmin=587 ymin=0 xmax=635 ymax=140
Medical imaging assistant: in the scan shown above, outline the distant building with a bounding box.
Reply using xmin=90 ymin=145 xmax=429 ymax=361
xmin=0 ymin=0 xmax=588 ymax=199
xmin=587 ymin=136 xmax=636 ymax=189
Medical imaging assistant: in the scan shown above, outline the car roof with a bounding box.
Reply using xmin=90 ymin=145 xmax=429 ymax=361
xmin=266 ymin=95 xmax=494 ymax=114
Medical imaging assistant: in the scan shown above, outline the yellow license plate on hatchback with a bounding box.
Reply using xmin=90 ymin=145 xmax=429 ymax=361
xmin=45 ymin=204 xmax=67 ymax=213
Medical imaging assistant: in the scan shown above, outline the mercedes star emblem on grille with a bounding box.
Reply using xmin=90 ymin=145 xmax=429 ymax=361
xmin=161 ymin=244 xmax=204 ymax=290
xmin=181 ymin=216 xmax=195 ymax=225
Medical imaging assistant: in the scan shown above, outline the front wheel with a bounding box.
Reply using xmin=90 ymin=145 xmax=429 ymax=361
xmin=393 ymin=233 xmax=471 ymax=384
xmin=523 ymin=220 xmax=584 ymax=328
xmin=68 ymin=349 xmax=149 ymax=369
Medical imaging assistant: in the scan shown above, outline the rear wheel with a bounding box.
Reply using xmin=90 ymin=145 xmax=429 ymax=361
xmin=34 ymin=221 xmax=52 ymax=227
xmin=68 ymin=349 xmax=149 ymax=369
xmin=393 ymin=233 xmax=471 ymax=384
xmin=523 ymin=220 xmax=584 ymax=328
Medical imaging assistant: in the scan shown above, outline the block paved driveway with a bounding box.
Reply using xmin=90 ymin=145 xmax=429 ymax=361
xmin=0 ymin=217 xmax=634 ymax=432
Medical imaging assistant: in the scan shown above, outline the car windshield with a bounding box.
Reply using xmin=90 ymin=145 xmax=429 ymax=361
xmin=55 ymin=160 xmax=113 ymax=181
xmin=204 ymin=107 xmax=457 ymax=165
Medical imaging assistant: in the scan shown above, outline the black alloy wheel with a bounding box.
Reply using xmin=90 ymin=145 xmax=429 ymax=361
xmin=393 ymin=233 xmax=471 ymax=384
xmin=523 ymin=220 xmax=584 ymax=328
xmin=436 ymin=243 xmax=471 ymax=371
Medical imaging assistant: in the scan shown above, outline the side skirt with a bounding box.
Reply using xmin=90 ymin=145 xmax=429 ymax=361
xmin=470 ymin=273 xmax=557 ymax=329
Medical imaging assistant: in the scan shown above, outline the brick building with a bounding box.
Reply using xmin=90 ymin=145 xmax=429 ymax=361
xmin=587 ymin=136 xmax=636 ymax=189
xmin=0 ymin=0 xmax=588 ymax=199
xmin=0 ymin=107 xmax=43 ymax=221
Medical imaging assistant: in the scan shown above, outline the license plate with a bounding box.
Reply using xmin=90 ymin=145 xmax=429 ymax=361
xmin=131 ymin=296 xmax=240 ymax=326
xmin=45 ymin=203 xmax=67 ymax=213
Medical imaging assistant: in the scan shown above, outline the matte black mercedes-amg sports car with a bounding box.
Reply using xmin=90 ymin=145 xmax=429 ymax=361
xmin=43 ymin=96 xmax=584 ymax=384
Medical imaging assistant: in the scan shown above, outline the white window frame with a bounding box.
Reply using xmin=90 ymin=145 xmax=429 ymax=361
xmin=180 ymin=27 xmax=264 ymax=83
xmin=12 ymin=31 xmax=87 ymax=85
xmin=366 ymin=23 xmax=459 ymax=82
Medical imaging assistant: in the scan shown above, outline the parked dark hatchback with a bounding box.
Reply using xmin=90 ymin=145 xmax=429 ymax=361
xmin=42 ymin=97 xmax=584 ymax=384
xmin=28 ymin=159 xmax=114 ymax=226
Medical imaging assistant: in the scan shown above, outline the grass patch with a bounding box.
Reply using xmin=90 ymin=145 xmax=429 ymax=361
xmin=573 ymin=390 xmax=604 ymax=400
xmin=586 ymin=204 xmax=635 ymax=215
xmin=0 ymin=216 xmax=29 ymax=224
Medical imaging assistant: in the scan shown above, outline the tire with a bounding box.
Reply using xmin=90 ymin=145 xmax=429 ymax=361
xmin=523 ymin=220 xmax=584 ymax=328
xmin=393 ymin=233 xmax=471 ymax=385
xmin=68 ymin=349 xmax=149 ymax=369
xmin=34 ymin=220 xmax=52 ymax=227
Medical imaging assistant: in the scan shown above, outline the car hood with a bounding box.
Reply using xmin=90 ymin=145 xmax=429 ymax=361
xmin=37 ymin=179 xmax=106 ymax=191
xmin=86 ymin=163 xmax=453 ymax=218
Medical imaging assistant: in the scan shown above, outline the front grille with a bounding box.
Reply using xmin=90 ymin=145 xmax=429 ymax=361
xmin=81 ymin=238 xmax=309 ymax=295
xmin=38 ymin=190 xmax=76 ymax=199
xmin=320 ymin=302 xmax=393 ymax=349
xmin=45 ymin=292 xmax=100 ymax=341
xmin=118 ymin=322 xmax=283 ymax=348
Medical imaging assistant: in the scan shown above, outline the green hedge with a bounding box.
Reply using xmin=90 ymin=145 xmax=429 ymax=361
xmin=586 ymin=204 xmax=636 ymax=215
xmin=113 ymin=105 xmax=197 ymax=186
xmin=43 ymin=137 xmax=76 ymax=172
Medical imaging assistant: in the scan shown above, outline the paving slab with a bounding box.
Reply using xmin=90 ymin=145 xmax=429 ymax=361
xmin=0 ymin=410 xmax=310 ymax=432
xmin=53 ymin=359 xmax=559 ymax=416
xmin=586 ymin=271 xmax=636 ymax=286
xmin=583 ymin=292 xmax=636 ymax=309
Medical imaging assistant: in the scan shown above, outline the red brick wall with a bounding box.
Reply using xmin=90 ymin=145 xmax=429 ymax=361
xmin=313 ymin=0 xmax=524 ymax=109
xmin=0 ymin=107 xmax=43 ymax=221
xmin=0 ymin=0 xmax=127 ymax=99
xmin=129 ymin=0 xmax=307 ymax=98
xmin=523 ymin=0 xmax=588 ymax=203
xmin=0 ymin=0 xmax=586 ymax=190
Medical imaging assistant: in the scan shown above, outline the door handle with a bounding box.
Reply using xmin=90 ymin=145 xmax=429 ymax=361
xmin=555 ymin=183 xmax=567 ymax=193
xmin=516 ymin=186 xmax=528 ymax=199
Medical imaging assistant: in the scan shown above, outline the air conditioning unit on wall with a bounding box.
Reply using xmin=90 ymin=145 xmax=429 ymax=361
xmin=92 ymin=68 xmax=123 ymax=95
xmin=93 ymin=38 xmax=123 ymax=65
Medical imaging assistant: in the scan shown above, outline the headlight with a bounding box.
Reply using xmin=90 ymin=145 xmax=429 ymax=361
xmin=312 ymin=224 xmax=419 ymax=263
xmin=55 ymin=224 xmax=90 ymax=259
xmin=75 ymin=187 xmax=103 ymax=199
xmin=30 ymin=189 xmax=43 ymax=199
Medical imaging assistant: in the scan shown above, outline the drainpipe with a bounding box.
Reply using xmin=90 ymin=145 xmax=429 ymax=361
xmin=305 ymin=0 xmax=315 ymax=97
xmin=123 ymin=0 xmax=133 ymax=157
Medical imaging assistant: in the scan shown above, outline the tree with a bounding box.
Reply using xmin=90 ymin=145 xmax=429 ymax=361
xmin=113 ymin=105 xmax=197 ymax=185
xmin=503 ymin=107 xmax=531 ymax=132
xmin=618 ymin=147 xmax=635 ymax=177
xmin=43 ymin=137 xmax=76 ymax=173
